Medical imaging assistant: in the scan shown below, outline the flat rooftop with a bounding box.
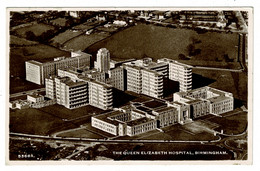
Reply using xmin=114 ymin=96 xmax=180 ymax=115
xmin=136 ymin=106 xmax=152 ymax=113
xmin=208 ymin=95 xmax=231 ymax=103
xmin=143 ymin=100 xmax=167 ymax=109
xmin=154 ymin=106 xmax=177 ymax=113
xmin=126 ymin=117 xmax=154 ymax=127
xmin=94 ymin=110 xmax=124 ymax=125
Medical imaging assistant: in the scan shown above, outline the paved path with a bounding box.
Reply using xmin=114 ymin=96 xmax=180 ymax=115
xmin=193 ymin=66 xmax=244 ymax=72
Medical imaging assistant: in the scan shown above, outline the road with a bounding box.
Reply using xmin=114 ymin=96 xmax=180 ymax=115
xmin=192 ymin=66 xmax=244 ymax=72
xmin=10 ymin=88 xmax=45 ymax=98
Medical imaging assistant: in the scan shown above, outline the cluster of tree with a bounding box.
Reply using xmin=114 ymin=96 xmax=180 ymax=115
xmin=25 ymin=29 xmax=56 ymax=43
xmin=186 ymin=37 xmax=202 ymax=56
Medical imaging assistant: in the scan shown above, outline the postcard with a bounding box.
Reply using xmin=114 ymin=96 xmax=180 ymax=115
xmin=6 ymin=7 xmax=253 ymax=165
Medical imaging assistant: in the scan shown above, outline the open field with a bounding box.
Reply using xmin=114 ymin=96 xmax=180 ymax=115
xmin=177 ymin=60 xmax=242 ymax=69
xmin=85 ymin=24 xmax=239 ymax=62
xmin=38 ymin=104 xmax=104 ymax=121
xmin=9 ymin=108 xmax=74 ymax=135
xmin=205 ymin=112 xmax=248 ymax=135
xmin=9 ymin=44 xmax=70 ymax=78
xmin=49 ymin=17 xmax=68 ymax=27
xmin=72 ymin=20 xmax=103 ymax=30
xmin=57 ymin=128 xmax=104 ymax=139
xmin=49 ymin=30 xmax=83 ymax=46
xmin=62 ymin=32 xmax=110 ymax=51
xmin=9 ymin=104 xmax=104 ymax=135
xmin=10 ymin=77 xmax=44 ymax=94
xmin=10 ymin=35 xmax=39 ymax=46
xmin=14 ymin=23 xmax=55 ymax=38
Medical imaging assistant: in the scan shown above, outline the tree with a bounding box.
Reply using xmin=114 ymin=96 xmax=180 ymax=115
xmin=25 ymin=31 xmax=36 ymax=41
xmin=178 ymin=54 xmax=187 ymax=60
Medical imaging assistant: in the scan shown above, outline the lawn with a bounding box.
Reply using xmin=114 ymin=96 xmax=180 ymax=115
xmin=50 ymin=30 xmax=83 ymax=47
xmin=57 ymin=128 xmax=104 ymax=139
xmin=72 ymin=20 xmax=102 ymax=30
xmin=9 ymin=104 xmax=104 ymax=136
xmin=206 ymin=112 xmax=248 ymax=135
xmin=85 ymin=24 xmax=239 ymax=62
xmin=162 ymin=124 xmax=218 ymax=141
xmin=62 ymin=32 xmax=110 ymax=52
xmin=177 ymin=60 xmax=242 ymax=69
xmin=9 ymin=108 xmax=74 ymax=135
xmin=14 ymin=23 xmax=55 ymax=38
xmin=10 ymin=35 xmax=38 ymax=46
xmin=38 ymin=104 xmax=104 ymax=121
xmin=49 ymin=17 xmax=68 ymax=27
xmin=10 ymin=77 xmax=44 ymax=94
xmin=9 ymin=44 xmax=70 ymax=78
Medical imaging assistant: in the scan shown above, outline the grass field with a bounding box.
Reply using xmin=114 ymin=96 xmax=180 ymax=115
xmin=14 ymin=23 xmax=55 ymax=38
xmin=9 ymin=104 xmax=104 ymax=135
xmin=57 ymin=128 xmax=104 ymax=139
xmin=10 ymin=77 xmax=44 ymax=94
xmin=72 ymin=20 xmax=101 ymax=30
xmin=62 ymin=32 xmax=110 ymax=51
xmin=10 ymin=35 xmax=38 ymax=46
xmin=38 ymin=104 xmax=104 ymax=121
xmin=206 ymin=112 xmax=248 ymax=135
xmin=50 ymin=30 xmax=83 ymax=46
xmin=9 ymin=108 xmax=72 ymax=135
xmin=9 ymin=44 xmax=70 ymax=78
xmin=49 ymin=17 xmax=68 ymax=27
xmin=177 ymin=60 xmax=242 ymax=69
xmin=85 ymin=24 xmax=239 ymax=62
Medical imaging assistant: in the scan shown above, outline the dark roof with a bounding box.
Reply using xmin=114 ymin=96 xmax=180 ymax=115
xmin=143 ymin=100 xmax=167 ymax=109
xmin=126 ymin=117 xmax=154 ymax=127
xmin=136 ymin=106 xmax=152 ymax=113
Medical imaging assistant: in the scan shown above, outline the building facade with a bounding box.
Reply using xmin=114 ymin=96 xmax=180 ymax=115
xmin=158 ymin=58 xmax=192 ymax=92
xmin=125 ymin=65 xmax=142 ymax=94
xmin=55 ymin=77 xmax=88 ymax=109
xmin=124 ymin=58 xmax=168 ymax=97
xmin=107 ymin=66 xmax=125 ymax=91
xmin=95 ymin=48 xmax=110 ymax=73
xmin=173 ymin=86 xmax=234 ymax=117
xmin=141 ymin=69 xmax=163 ymax=98
xmin=91 ymin=99 xmax=188 ymax=137
xmin=88 ymin=80 xmax=113 ymax=110
xmin=26 ymin=51 xmax=91 ymax=85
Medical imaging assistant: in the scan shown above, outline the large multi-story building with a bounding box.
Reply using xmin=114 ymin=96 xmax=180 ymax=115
xmin=88 ymin=79 xmax=113 ymax=110
xmin=95 ymin=48 xmax=110 ymax=73
xmin=106 ymin=66 xmax=125 ymax=91
xmin=54 ymin=77 xmax=88 ymax=109
xmin=45 ymin=76 xmax=56 ymax=99
xmin=158 ymin=58 xmax=192 ymax=92
xmin=26 ymin=51 xmax=91 ymax=85
xmin=124 ymin=58 xmax=168 ymax=98
xmin=173 ymin=86 xmax=234 ymax=117
xmin=141 ymin=69 xmax=163 ymax=98
xmin=124 ymin=65 xmax=142 ymax=94
xmin=91 ymin=99 xmax=182 ymax=136
xmin=92 ymin=85 xmax=234 ymax=136
xmin=45 ymin=74 xmax=113 ymax=110
xmin=83 ymin=69 xmax=106 ymax=83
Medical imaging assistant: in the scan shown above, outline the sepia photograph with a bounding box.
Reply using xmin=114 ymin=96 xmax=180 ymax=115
xmin=6 ymin=7 xmax=252 ymax=164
